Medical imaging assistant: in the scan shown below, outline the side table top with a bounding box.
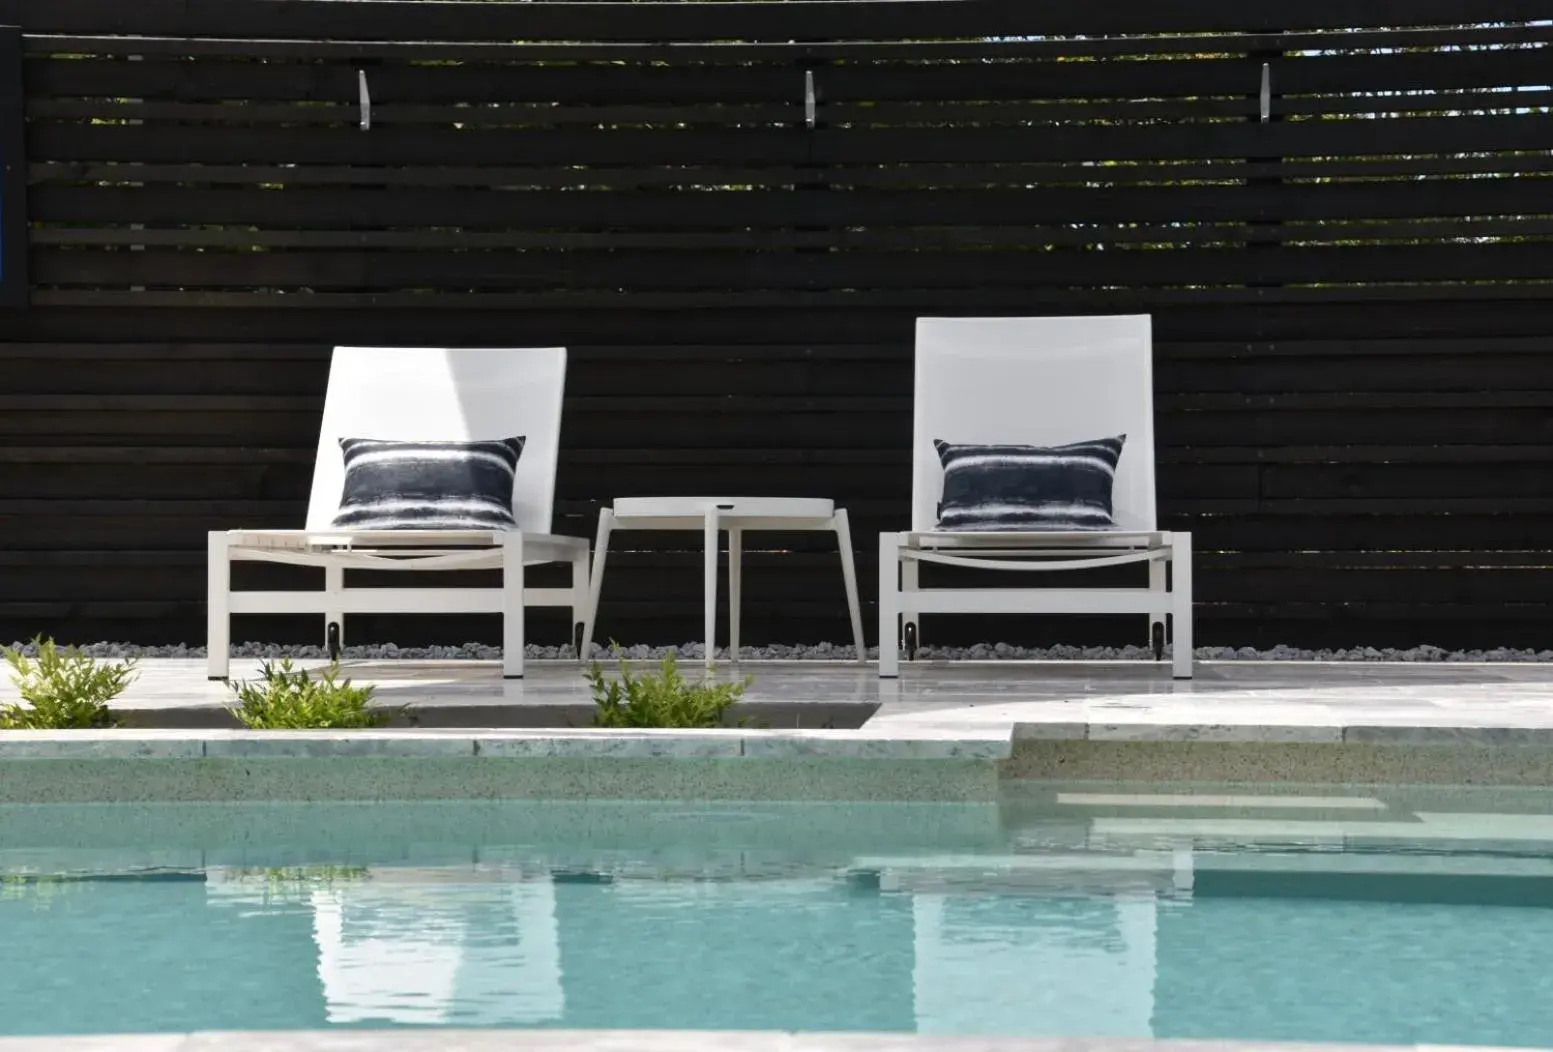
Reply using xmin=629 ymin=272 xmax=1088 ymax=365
xmin=612 ymin=496 xmax=836 ymax=520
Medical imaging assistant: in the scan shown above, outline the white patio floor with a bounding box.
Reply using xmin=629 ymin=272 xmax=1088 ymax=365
xmin=5 ymin=658 xmax=1553 ymax=742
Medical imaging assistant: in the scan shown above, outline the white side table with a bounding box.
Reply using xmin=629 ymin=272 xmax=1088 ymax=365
xmin=581 ymin=497 xmax=866 ymax=666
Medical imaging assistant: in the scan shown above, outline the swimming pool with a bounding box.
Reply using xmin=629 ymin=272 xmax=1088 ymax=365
xmin=3 ymin=784 xmax=1553 ymax=1045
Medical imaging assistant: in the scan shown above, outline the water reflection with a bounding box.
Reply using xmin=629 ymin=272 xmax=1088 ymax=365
xmin=208 ymin=866 xmax=564 ymax=1027
xmin=312 ymin=879 xmax=563 ymax=1026
xmin=12 ymin=790 xmax=1553 ymax=1042
xmin=203 ymin=862 xmax=1162 ymax=1034
xmin=913 ymin=894 xmax=1155 ymax=1036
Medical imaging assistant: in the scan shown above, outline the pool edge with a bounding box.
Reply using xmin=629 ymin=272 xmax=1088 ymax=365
xmin=0 ymin=1030 xmax=1541 ymax=1052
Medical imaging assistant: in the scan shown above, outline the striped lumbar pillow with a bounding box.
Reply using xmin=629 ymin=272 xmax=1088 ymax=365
xmin=933 ymin=435 xmax=1127 ymax=532
xmin=331 ymin=437 xmax=527 ymax=531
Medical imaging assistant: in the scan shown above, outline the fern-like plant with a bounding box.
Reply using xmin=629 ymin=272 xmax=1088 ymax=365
xmin=229 ymin=659 xmax=388 ymax=729
xmin=587 ymin=652 xmax=748 ymax=729
xmin=0 ymin=637 xmax=136 ymax=729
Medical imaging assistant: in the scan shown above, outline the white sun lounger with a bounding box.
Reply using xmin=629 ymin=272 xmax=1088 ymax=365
xmin=878 ymin=316 xmax=1193 ymax=679
xmin=206 ymin=346 xmax=589 ymax=681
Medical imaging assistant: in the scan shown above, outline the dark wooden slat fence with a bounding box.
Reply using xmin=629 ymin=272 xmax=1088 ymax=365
xmin=0 ymin=0 xmax=1550 ymax=649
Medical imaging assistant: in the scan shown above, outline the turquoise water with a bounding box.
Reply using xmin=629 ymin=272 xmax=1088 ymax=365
xmin=4 ymin=786 xmax=1553 ymax=1044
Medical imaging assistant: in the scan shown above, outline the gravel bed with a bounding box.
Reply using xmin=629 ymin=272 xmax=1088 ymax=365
xmin=8 ymin=641 xmax=1553 ymax=663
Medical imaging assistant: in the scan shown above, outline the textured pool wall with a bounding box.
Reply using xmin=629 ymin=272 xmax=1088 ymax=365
xmin=0 ymin=757 xmax=1000 ymax=804
xmin=6 ymin=732 xmax=1553 ymax=806
xmin=1006 ymin=740 xmax=1553 ymax=786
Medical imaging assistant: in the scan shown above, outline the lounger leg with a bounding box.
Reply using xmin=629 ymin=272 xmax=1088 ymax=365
xmin=833 ymin=510 xmax=866 ymax=664
xmin=206 ymin=531 xmax=232 ymax=681
xmin=878 ymin=532 xmax=902 ymax=678
xmin=728 ymin=527 xmax=742 ymax=663
xmin=703 ymin=509 xmax=720 ymax=668
xmin=570 ymin=545 xmax=590 ymax=662
xmin=502 ymin=531 xmax=525 ymax=679
xmin=579 ymin=509 xmax=613 ymax=661
xmin=901 ymin=557 xmax=920 ymax=656
xmin=1148 ymin=556 xmax=1167 ymax=654
xmin=324 ymin=565 xmax=345 ymax=661
xmin=1170 ymin=532 xmax=1194 ymax=680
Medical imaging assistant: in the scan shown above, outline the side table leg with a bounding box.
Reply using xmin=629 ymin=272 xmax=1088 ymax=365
xmin=703 ymin=509 xmax=720 ymax=668
xmin=579 ymin=509 xmax=613 ymax=661
xmin=833 ymin=510 xmax=866 ymax=664
xmin=728 ymin=527 xmax=743 ymax=663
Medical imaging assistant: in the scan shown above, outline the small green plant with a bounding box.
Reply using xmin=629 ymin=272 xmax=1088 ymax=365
xmin=0 ymin=637 xmax=136 ymax=729
xmin=229 ymin=659 xmax=388 ymax=729
xmin=587 ymin=651 xmax=749 ymax=729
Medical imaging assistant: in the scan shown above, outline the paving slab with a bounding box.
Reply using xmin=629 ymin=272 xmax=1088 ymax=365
xmin=0 ymin=1034 xmax=1540 ymax=1052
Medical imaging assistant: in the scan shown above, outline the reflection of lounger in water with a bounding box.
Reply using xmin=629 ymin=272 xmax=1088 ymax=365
xmin=311 ymin=875 xmax=563 ymax=1026
xmin=911 ymin=892 xmax=1157 ymax=1037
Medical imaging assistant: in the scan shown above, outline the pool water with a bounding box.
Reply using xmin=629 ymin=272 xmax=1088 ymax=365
xmin=4 ymin=785 xmax=1553 ymax=1045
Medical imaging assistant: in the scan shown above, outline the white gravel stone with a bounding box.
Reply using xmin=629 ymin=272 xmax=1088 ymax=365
xmin=7 ymin=641 xmax=1553 ymax=663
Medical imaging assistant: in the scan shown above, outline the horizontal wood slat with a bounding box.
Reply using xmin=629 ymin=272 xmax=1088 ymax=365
xmin=28 ymin=245 xmax=1553 ymax=291
xmin=26 ymin=49 xmax=1553 ymax=101
xmin=32 ymin=89 xmax=1553 ymax=126
xmin=21 ymin=24 xmax=1553 ymax=62
xmin=31 ymin=118 xmax=1553 ymax=167
xmin=31 ymin=183 xmax=1553 ymax=228
xmin=34 ymin=155 xmax=1553 ymax=190
xmin=8 ymin=0 xmax=1553 ymax=41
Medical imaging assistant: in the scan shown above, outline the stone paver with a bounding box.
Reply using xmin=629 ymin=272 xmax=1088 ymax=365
xmin=3 ymin=659 xmax=1553 ymax=749
xmin=0 ymin=1034 xmax=1540 ymax=1052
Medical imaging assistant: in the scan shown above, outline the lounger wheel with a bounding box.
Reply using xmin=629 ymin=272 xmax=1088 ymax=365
xmin=1151 ymin=622 xmax=1165 ymax=662
xmin=326 ymin=621 xmax=343 ymax=662
xmin=903 ymin=622 xmax=919 ymax=662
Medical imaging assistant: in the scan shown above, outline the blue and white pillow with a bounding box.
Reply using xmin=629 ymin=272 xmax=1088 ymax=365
xmin=934 ymin=435 xmax=1126 ymax=532
xmin=331 ymin=437 xmax=526 ymax=531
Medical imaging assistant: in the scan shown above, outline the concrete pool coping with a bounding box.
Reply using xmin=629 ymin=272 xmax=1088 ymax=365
xmin=0 ymin=726 xmax=1011 ymax=761
xmin=11 ymin=708 xmax=1553 ymax=762
xmin=11 ymin=729 xmax=1553 ymax=802
xmin=0 ymin=1031 xmax=1540 ymax=1051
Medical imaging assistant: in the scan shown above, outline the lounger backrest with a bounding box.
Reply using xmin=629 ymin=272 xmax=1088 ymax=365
xmin=306 ymin=346 xmax=568 ymax=534
xmin=912 ymin=316 xmax=1156 ymax=533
